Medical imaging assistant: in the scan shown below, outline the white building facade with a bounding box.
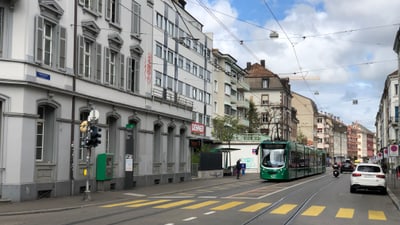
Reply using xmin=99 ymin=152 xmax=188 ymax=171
xmin=0 ymin=0 xmax=210 ymax=202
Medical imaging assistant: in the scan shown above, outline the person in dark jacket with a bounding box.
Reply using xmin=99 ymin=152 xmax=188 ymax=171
xmin=236 ymin=159 xmax=241 ymax=179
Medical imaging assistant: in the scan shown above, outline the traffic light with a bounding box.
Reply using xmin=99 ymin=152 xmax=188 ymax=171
xmin=89 ymin=125 xmax=101 ymax=147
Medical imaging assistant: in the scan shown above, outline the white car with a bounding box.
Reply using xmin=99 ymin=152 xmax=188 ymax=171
xmin=350 ymin=163 xmax=387 ymax=194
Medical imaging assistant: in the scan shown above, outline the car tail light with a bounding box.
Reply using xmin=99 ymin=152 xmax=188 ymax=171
xmin=376 ymin=174 xmax=385 ymax=179
xmin=352 ymin=173 xmax=362 ymax=177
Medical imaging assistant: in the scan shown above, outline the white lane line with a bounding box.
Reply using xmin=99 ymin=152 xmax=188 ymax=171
xmin=123 ymin=193 xmax=146 ymax=197
xmin=183 ymin=217 xmax=197 ymax=221
xmin=204 ymin=211 xmax=216 ymax=215
xmin=164 ymin=223 xmax=174 ymax=225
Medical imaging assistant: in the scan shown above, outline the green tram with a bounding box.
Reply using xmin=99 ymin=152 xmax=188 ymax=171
xmin=257 ymin=140 xmax=326 ymax=181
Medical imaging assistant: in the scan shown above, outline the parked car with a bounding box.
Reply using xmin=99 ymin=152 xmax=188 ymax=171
xmin=340 ymin=159 xmax=354 ymax=173
xmin=350 ymin=163 xmax=387 ymax=194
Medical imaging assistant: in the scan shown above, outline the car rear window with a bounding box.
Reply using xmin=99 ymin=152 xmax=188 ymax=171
xmin=357 ymin=166 xmax=381 ymax=173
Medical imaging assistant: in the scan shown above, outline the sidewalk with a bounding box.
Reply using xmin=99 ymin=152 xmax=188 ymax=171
xmin=0 ymin=171 xmax=399 ymax=216
xmin=0 ymin=173 xmax=259 ymax=216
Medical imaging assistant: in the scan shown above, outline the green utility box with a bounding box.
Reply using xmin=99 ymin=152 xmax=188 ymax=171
xmin=96 ymin=153 xmax=113 ymax=181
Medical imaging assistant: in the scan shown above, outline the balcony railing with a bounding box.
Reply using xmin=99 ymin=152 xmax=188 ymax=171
xmin=231 ymin=133 xmax=270 ymax=142
xmin=152 ymin=88 xmax=193 ymax=110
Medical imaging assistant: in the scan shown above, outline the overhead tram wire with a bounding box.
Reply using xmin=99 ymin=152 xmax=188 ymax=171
xmin=194 ymin=0 xmax=261 ymax=62
xmin=263 ymin=0 xmax=322 ymax=109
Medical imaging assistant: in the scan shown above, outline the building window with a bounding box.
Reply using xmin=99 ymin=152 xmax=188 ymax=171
xmin=261 ymin=94 xmax=269 ymax=105
xmin=186 ymin=84 xmax=191 ymax=98
xmin=104 ymin=48 xmax=124 ymax=88
xmin=261 ymin=112 xmax=268 ymax=124
xmin=156 ymin=13 xmax=163 ymax=29
xmin=192 ymin=87 xmax=197 ymax=99
xmin=155 ymin=43 xmax=162 ymax=58
xmin=178 ymin=55 xmax=183 ymax=68
xmin=0 ymin=7 xmax=4 ymax=57
xmin=167 ymin=50 xmax=173 ymax=64
xmin=167 ymin=75 xmax=173 ymax=90
xmin=192 ymin=64 xmax=198 ymax=76
xmin=262 ymin=78 xmax=269 ymax=88
xmin=131 ymin=1 xmax=141 ymax=36
xmin=36 ymin=105 xmax=55 ymax=162
xmin=185 ymin=59 xmax=191 ymax=72
xmin=128 ymin=56 xmax=140 ymax=92
xmin=34 ymin=16 xmax=67 ymax=70
xmin=224 ymin=84 xmax=231 ymax=95
xmin=167 ymin=20 xmax=174 ymax=36
xmin=79 ymin=0 xmax=103 ymax=15
xmin=155 ymin=71 xmax=162 ymax=86
xmin=78 ymin=36 xmax=102 ymax=81
xmin=105 ymin=0 xmax=120 ymax=25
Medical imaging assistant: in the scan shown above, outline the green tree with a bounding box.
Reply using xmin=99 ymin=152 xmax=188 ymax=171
xmin=247 ymin=99 xmax=261 ymax=133
xmin=212 ymin=115 xmax=244 ymax=144
xmin=297 ymin=130 xmax=307 ymax=145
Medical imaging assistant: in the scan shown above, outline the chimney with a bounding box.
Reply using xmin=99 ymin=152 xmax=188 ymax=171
xmin=260 ymin=60 xmax=265 ymax=68
xmin=246 ymin=62 xmax=251 ymax=70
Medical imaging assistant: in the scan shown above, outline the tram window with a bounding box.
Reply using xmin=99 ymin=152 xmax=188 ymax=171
xmin=262 ymin=149 xmax=285 ymax=168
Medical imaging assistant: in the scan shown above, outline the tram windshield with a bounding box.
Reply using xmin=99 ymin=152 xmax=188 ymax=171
xmin=261 ymin=148 xmax=285 ymax=168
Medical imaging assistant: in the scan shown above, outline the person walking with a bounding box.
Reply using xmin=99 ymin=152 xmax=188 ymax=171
xmin=236 ymin=159 xmax=241 ymax=179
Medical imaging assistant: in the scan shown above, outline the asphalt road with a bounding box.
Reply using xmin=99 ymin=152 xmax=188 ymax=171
xmin=2 ymin=172 xmax=399 ymax=225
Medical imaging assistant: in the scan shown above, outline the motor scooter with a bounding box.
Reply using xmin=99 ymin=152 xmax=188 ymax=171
xmin=333 ymin=164 xmax=339 ymax=177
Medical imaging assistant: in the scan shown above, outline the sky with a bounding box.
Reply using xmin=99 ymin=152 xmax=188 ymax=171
xmin=185 ymin=0 xmax=400 ymax=132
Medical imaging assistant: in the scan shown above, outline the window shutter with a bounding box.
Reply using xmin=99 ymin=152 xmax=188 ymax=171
xmin=77 ymin=35 xmax=84 ymax=76
xmin=58 ymin=26 xmax=66 ymax=70
xmin=127 ymin=57 xmax=132 ymax=91
xmin=104 ymin=47 xmax=110 ymax=83
xmin=35 ymin=16 xmax=44 ymax=64
xmin=119 ymin=53 xmax=125 ymax=89
xmin=97 ymin=0 xmax=103 ymax=15
xmin=116 ymin=0 xmax=120 ymax=24
xmin=134 ymin=58 xmax=140 ymax=92
xmin=105 ymin=0 xmax=111 ymax=21
xmin=95 ymin=43 xmax=102 ymax=82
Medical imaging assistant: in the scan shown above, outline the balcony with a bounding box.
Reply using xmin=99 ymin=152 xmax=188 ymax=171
xmin=236 ymin=81 xmax=250 ymax=91
xmin=152 ymin=88 xmax=193 ymax=110
xmin=236 ymin=99 xmax=249 ymax=109
xmin=232 ymin=133 xmax=270 ymax=142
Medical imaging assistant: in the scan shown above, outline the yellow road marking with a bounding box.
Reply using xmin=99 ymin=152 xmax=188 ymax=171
xmin=100 ymin=200 xmax=148 ymax=208
xmin=182 ymin=200 xmax=220 ymax=209
xmin=301 ymin=205 xmax=326 ymax=216
xmin=240 ymin=203 xmax=271 ymax=212
xmin=154 ymin=200 xmax=195 ymax=209
xmin=368 ymin=210 xmax=387 ymax=221
xmin=336 ymin=208 xmax=354 ymax=219
xmin=270 ymin=204 xmax=297 ymax=215
xmin=126 ymin=199 xmax=171 ymax=208
xmin=211 ymin=201 xmax=245 ymax=210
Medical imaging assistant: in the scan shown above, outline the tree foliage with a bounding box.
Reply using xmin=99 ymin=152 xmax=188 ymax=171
xmin=247 ymin=99 xmax=261 ymax=133
xmin=212 ymin=115 xmax=245 ymax=142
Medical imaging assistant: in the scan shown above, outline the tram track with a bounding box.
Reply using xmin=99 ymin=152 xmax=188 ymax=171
xmin=240 ymin=175 xmax=334 ymax=225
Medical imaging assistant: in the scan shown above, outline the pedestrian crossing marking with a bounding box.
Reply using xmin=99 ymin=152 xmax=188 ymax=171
xmin=154 ymin=200 xmax=196 ymax=209
xmin=99 ymin=199 xmax=388 ymax=222
xmin=301 ymin=205 xmax=325 ymax=216
xmin=100 ymin=199 xmax=148 ymax=208
xmin=270 ymin=204 xmax=297 ymax=215
xmin=240 ymin=203 xmax=271 ymax=212
xmin=126 ymin=199 xmax=171 ymax=208
xmin=182 ymin=200 xmax=220 ymax=209
xmin=211 ymin=201 xmax=245 ymax=210
xmin=336 ymin=208 xmax=354 ymax=219
xmin=368 ymin=210 xmax=387 ymax=221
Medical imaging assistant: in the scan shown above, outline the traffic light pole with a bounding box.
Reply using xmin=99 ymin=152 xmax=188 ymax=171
xmin=83 ymin=146 xmax=92 ymax=201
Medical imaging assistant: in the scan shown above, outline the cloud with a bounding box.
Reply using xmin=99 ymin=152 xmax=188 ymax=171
xmin=186 ymin=0 xmax=399 ymax=131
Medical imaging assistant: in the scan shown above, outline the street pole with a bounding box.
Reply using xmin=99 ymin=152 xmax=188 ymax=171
xmin=83 ymin=146 xmax=91 ymax=201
